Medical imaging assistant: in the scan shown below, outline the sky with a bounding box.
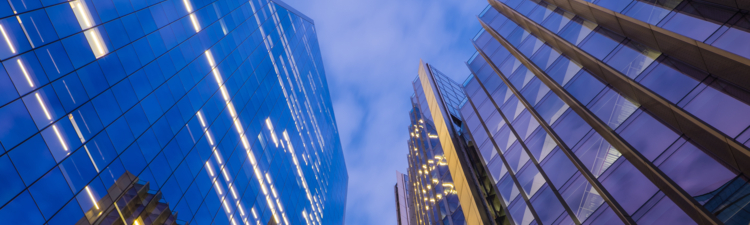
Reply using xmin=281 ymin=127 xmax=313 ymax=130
xmin=279 ymin=0 xmax=487 ymax=224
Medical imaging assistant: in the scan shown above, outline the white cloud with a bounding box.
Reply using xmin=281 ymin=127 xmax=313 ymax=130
xmin=279 ymin=0 xmax=486 ymax=224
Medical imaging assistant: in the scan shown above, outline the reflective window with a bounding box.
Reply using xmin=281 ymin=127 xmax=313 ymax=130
xmin=587 ymin=88 xmax=639 ymax=129
xmin=498 ymin=174 xmax=520 ymax=204
xmin=561 ymin=173 xmax=604 ymax=221
xmin=657 ymin=140 xmax=735 ymax=197
xmin=564 ymin=70 xmax=605 ymax=106
xmin=516 ymin=163 xmax=545 ymax=196
xmin=558 ymin=17 xmax=596 ymax=45
xmin=508 ymin=195 xmax=536 ymax=225
xmin=600 ymin=160 xmax=658 ymax=214
xmin=617 ymin=111 xmax=679 ymax=161
xmin=573 ymin=132 xmax=621 ymax=178
xmin=530 ymin=185 xmax=566 ymax=224
xmin=545 ymin=56 xmax=581 ymax=86
xmin=552 ymin=109 xmax=593 ymax=147
xmin=605 ymin=41 xmax=660 ymax=78
xmin=635 ymin=58 xmax=704 ymax=104
xmin=578 ymin=28 xmax=624 ymax=60
xmin=683 ymin=84 xmax=750 ymax=137
xmin=622 ymin=0 xmax=680 ymax=25
xmin=541 ymin=148 xmax=576 ymax=188
xmin=541 ymin=9 xmax=573 ymax=33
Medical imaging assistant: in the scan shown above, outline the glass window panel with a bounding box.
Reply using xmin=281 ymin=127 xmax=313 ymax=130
xmin=600 ymin=160 xmax=658 ymax=214
xmin=618 ymin=111 xmax=679 ymax=161
xmin=534 ymin=92 xmax=569 ymax=125
xmin=6 ymin=53 xmax=49 ymax=95
xmin=36 ymin=41 xmax=75 ymax=80
xmin=561 ymin=173 xmax=604 ymax=221
xmin=485 ymin=111 xmax=506 ymax=134
xmin=491 ymin=83 xmax=513 ymax=106
xmin=587 ymin=88 xmax=639 ymax=129
xmin=578 ymin=28 xmax=624 ymax=60
xmin=517 ymin=35 xmax=544 ymax=57
xmin=509 ymin=67 xmax=536 ymax=89
xmin=488 ymin=155 xmax=507 ymax=183
xmin=506 ymin=27 xmax=532 ymax=47
xmin=59 ymin=149 xmax=98 ymax=192
xmin=494 ymin=124 xmax=517 ymax=152
xmin=659 ymin=141 xmax=735 ymax=197
xmin=498 ymin=174 xmax=520 ymax=204
xmin=0 ymin=155 xmax=25 ymax=206
xmin=683 ymin=85 xmax=750 ymax=137
xmin=659 ymin=1 xmax=735 ymax=42
xmin=0 ymin=100 xmax=38 ymax=149
xmin=559 ymin=17 xmax=596 ymax=45
xmin=512 ymin=110 xmax=540 ymax=140
xmin=0 ymin=191 xmax=45 ymax=224
xmin=661 ymin=13 xmax=720 ymax=42
xmin=527 ymin=3 xmax=555 ymax=24
xmin=712 ymin=26 xmax=750 ymax=59
xmin=564 ymin=71 xmax=606 ymax=106
xmin=489 ymin=13 xmax=510 ymax=31
xmin=636 ymin=59 xmax=703 ymax=104
xmin=498 ymin=55 xmax=523 ymax=76
xmin=498 ymin=22 xmax=520 ymax=38
xmin=583 ymin=206 xmax=624 ymax=225
xmin=23 ymin=87 xmax=65 ymax=129
xmin=52 ymin=73 xmax=88 ymax=112
xmin=18 ymin=9 xmax=59 ymax=47
xmin=505 ymin=142 xmax=530 ymax=172
xmin=541 ymin=9 xmax=573 ymax=33
xmin=573 ymin=133 xmax=621 ymax=178
xmin=605 ymin=42 xmax=660 ymax=78
xmin=552 ymin=109 xmax=593 ymax=147
xmin=517 ymin=163 xmax=546 ymax=196
xmin=531 ymin=185 xmax=566 ymax=225
xmin=530 ymin=44 xmax=561 ymax=71
xmin=509 ymin=196 xmax=536 ymax=225
xmin=9 ymin=134 xmax=56 ymax=184
xmin=546 ymin=56 xmax=582 ymax=86
xmin=29 ymin=167 xmax=73 ymax=219
xmin=635 ymin=196 xmax=695 ymax=225
xmin=622 ymin=0 xmax=680 ymax=25
xmin=525 ymin=127 xmax=557 ymax=161
xmin=520 ymin=78 xmax=551 ymax=106
xmin=46 ymin=3 xmax=83 ymax=38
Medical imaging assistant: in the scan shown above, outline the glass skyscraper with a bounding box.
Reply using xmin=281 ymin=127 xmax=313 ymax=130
xmin=402 ymin=0 xmax=750 ymax=224
xmin=0 ymin=0 xmax=348 ymax=224
xmin=458 ymin=0 xmax=750 ymax=224
xmin=404 ymin=61 xmax=509 ymax=225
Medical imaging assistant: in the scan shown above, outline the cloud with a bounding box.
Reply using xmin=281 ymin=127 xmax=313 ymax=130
xmin=279 ymin=0 xmax=486 ymax=224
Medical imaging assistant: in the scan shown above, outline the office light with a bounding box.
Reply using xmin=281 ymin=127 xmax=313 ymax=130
xmin=0 ymin=25 xmax=15 ymax=53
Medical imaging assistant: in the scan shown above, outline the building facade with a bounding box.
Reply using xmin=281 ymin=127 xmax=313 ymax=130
xmin=403 ymin=61 xmax=510 ymax=225
xmin=395 ymin=171 xmax=416 ymax=225
xmin=456 ymin=0 xmax=750 ymax=224
xmin=0 ymin=0 xmax=348 ymax=224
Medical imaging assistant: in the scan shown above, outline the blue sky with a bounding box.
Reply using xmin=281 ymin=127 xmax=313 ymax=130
xmin=280 ymin=0 xmax=486 ymax=224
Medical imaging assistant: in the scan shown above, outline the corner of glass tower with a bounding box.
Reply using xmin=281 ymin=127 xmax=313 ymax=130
xmin=0 ymin=0 xmax=347 ymax=225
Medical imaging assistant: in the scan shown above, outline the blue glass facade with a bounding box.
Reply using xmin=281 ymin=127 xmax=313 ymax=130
xmin=455 ymin=0 xmax=750 ymax=224
xmin=0 ymin=0 xmax=347 ymax=224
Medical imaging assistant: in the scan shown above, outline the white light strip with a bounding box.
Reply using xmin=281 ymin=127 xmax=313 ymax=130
xmin=35 ymin=93 xmax=51 ymax=120
xmin=205 ymin=161 xmax=215 ymax=177
xmin=18 ymin=60 xmax=33 ymax=87
xmin=53 ymin=125 xmax=68 ymax=151
xmin=85 ymin=186 xmax=99 ymax=209
xmin=0 ymin=25 xmax=15 ymax=53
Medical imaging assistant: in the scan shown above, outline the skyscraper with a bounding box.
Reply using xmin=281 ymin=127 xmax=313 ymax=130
xmin=457 ymin=0 xmax=750 ymax=224
xmin=403 ymin=61 xmax=509 ymax=225
xmin=0 ymin=0 xmax=347 ymax=224
xmin=395 ymin=171 xmax=415 ymax=225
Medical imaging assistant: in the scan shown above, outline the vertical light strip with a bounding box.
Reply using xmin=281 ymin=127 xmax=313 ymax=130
xmin=85 ymin=186 xmax=100 ymax=209
xmin=53 ymin=125 xmax=68 ymax=151
xmin=0 ymin=24 xmax=16 ymax=53
xmin=35 ymin=93 xmax=51 ymax=120
xmin=182 ymin=0 xmax=200 ymax=32
xmin=18 ymin=59 xmax=33 ymax=87
xmin=70 ymin=0 xmax=108 ymax=58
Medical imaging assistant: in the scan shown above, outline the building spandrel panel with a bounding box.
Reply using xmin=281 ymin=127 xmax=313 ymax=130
xmin=0 ymin=0 xmax=348 ymax=225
